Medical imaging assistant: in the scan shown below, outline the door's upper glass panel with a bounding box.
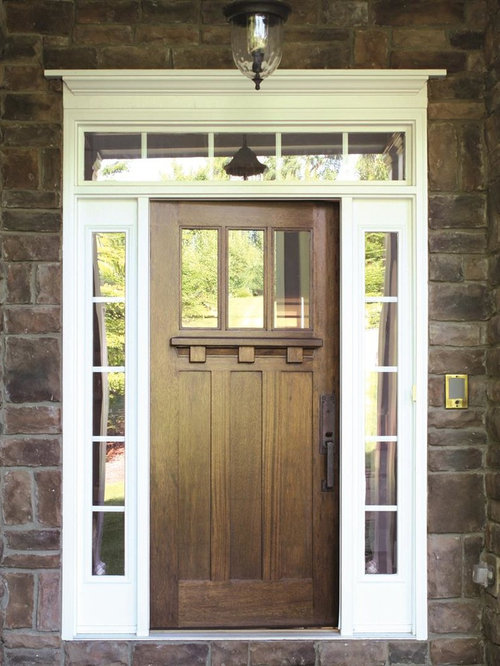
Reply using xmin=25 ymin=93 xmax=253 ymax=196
xmin=228 ymin=230 xmax=264 ymax=328
xmin=181 ymin=229 xmax=219 ymax=328
xmin=274 ymin=230 xmax=311 ymax=329
xmin=83 ymin=131 xmax=406 ymax=182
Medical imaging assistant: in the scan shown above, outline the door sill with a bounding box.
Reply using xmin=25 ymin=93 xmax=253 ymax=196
xmin=147 ymin=628 xmax=340 ymax=640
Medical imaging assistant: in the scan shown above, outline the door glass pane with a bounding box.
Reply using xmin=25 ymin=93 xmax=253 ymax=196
xmin=348 ymin=132 xmax=405 ymax=181
xmin=274 ymin=230 xmax=310 ymax=329
xmin=92 ymin=511 xmax=125 ymax=576
xmin=366 ymin=441 xmax=397 ymax=505
xmin=365 ymin=511 xmax=397 ymax=574
xmin=181 ymin=229 xmax=218 ymax=328
xmin=93 ymin=442 xmax=125 ymax=507
xmin=365 ymin=371 xmax=397 ymax=437
xmin=365 ymin=232 xmax=398 ymax=297
xmin=281 ymin=133 xmax=343 ymax=181
xmin=228 ymin=230 xmax=264 ymax=328
xmin=365 ymin=302 xmax=397 ymax=367
xmin=92 ymin=372 xmax=125 ymax=437
xmin=93 ymin=232 xmax=126 ymax=298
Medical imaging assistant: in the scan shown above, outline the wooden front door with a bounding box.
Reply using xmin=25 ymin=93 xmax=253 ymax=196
xmin=150 ymin=201 xmax=339 ymax=629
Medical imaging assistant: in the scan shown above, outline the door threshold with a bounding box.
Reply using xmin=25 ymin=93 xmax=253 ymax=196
xmin=147 ymin=628 xmax=340 ymax=641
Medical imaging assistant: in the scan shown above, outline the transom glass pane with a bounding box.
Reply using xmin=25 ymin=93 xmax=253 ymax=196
xmin=349 ymin=132 xmax=405 ymax=181
xmin=274 ymin=230 xmax=310 ymax=329
xmin=214 ymin=133 xmax=275 ymax=181
xmin=228 ymin=229 xmax=264 ymax=328
xmin=281 ymin=133 xmax=342 ymax=181
xmin=85 ymin=133 xmax=141 ymax=181
xmin=181 ymin=229 xmax=219 ymax=328
xmin=147 ymin=133 xmax=209 ymax=180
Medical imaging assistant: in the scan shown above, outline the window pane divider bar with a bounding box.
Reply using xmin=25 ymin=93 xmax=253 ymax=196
xmin=370 ymin=366 xmax=398 ymax=372
xmin=92 ymin=436 xmax=126 ymax=442
xmin=365 ymin=505 xmax=398 ymax=511
xmin=92 ymin=366 xmax=126 ymax=372
xmin=93 ymin=296 xmax=126 ymax=303
xmin=364 ymin=296 xmax=398 ymax=303
xmin=91 ymin=505 xmax=125 ymax=512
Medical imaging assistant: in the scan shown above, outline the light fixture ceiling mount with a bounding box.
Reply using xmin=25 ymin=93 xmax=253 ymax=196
xmin=223 ymin=0 xmax=291 ymax=90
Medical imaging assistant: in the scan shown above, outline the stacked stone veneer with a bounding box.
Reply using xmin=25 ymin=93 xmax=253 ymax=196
xmin=0 ymin=1 xmax=498 ymax=664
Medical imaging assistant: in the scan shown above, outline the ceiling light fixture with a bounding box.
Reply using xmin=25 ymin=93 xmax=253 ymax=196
xmin=223 ymin=0 xmax=292 ymax=90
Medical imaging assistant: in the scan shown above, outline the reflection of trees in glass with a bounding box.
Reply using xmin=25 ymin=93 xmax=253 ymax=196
xmin=281 ymin=154 xmax=342 ymax=180
xmin=229 ymin=230 xmax=264 ymax=298
xmin=182 ymin=229 xmax=218 ymax=325
xmin=100 ymin=160 xmax=130 ymax=179
xmin=355 ymin=154 xmax=389 ymax=181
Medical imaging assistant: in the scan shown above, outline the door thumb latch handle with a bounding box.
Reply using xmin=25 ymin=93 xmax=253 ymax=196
xmin=320 ymin=394 xmax=335 ymax=492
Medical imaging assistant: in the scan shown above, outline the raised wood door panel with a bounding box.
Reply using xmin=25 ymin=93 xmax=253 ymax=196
xmin=150 ymin=201 xmax=339 ymax=629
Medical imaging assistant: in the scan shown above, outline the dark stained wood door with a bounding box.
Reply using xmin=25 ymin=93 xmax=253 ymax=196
xmin=150 ymin=201 xmax=339 ymax=629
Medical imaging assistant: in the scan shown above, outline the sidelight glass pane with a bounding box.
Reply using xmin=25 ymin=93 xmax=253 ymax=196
xmin=228 ymin=230 xmax=264 ymax=328
xmin=365 ymin=441 xmax=397 ymax=505
xmin=92 ymin=511 xmax=125 ymax=576
xmin=92 ymin=442 xmax=125 ymax=507
xmin=92 ymin=372 xmax=125 ymax=437
xmin=93 ymin=232 xmax=126 ymax=299
xmin=93 ymin=302 xmax=125 ymax=368
xmin=281 ymin=133 xmax=343 ymax=181
xmin=365 ymin=371 xmax=397 ymax=437
xmin=365 ymin=511 xmax=397 ymax=574
xmin=181 ymin=229 xmax=219 ymax=328
xmin=365 ymin=302 xmax=398 ymax=368
xmin=349 ymin=132 xmax=405 ymax=181
xmin=365 ymin=232 xmax=398 ymax=297
xmin=274 ymin=230 xmax=311 ymax=329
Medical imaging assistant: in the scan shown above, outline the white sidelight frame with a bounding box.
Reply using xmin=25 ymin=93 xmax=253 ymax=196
xmin=48 ymin=69 xmax=444 ymax=640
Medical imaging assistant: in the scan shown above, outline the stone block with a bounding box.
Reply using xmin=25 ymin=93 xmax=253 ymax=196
xmin=6 ymin=1 xmax=74 ymax=34
xmin=5 ymin=337 xmax=60 ymax=403
xmin=429 ymin=282 xmax=491 ymax=320
xmin=317 ymin=640 xmax=388 ymax=666
xmin=320 ymin=1 xmax=369 ymax=26
xmin=429 ymin=229 xmax=487 ymax=254
xmin=428 ymin=474 xmax=485 ymax=533
xmin=486 ymin=522 xmax=500 ymax=555
xmin=393 ymin=27 xmax=447 ymax=49
xmin=1 ymin=552 xmax=60 ymax=569
xmin=428 ymin=123 xmax=458 ymax=191
xmin=35 ymin=469 xmax=61 ymax=527
xmin=5 ymin=264 xmax=32 ymax=304
xmin=392 ymin=50 xmax=467 ymax=73
xmin=460 ymin=125 xmax=486 ymax=191
xmin=429 ymin=637 xmax=483 ymax=665
xmin=428 ymin=375 xmax=444 ymax=407
xmin=428 ymin=599 xmax=481 ymax=633
xmin=44 ymin=46 xmax=98 ymax=69
xmin=429 ymin=322 xmax=485 ymax=346
xmin=1 ymin=149 xmax=39 ymax=189
xmin=485 ymin=642 xmax=500 ymax=666
xmin=2 ymin=234 xmax=60 ymax=262
xmin=3 ymin=573 xmax=34 ymax=629
xmin=249 ymin=641 xmax=316 ymax=665
xmin=430 ymin=73 xmax=485 ymax=100
xmin=172 ymin=46 xmax=234 ymax=69
xmin=428 ymin=408 xmax=483 ymax=432
xmin=429 ymin=254 xmax=463 ymax=281
xmin=0 ymin=437 xmax=61 ymax=466
xmin=428 ymin=427 xmax=486 ymax=447
xmin=2 ymin=649 xmax=62 ymax=665
xmin=463 ymin=256 xmax=488 ymax=280
xmin=428 ymin=535 xmax=462 ymax=598
xmin=76 ymin=0 xmax=139 ymax=24
xmin=2 ymin=191 xmax=59 ymax=209
xmin=99 ymin=45 xmax=169 ymax=68
xmin=463 ymin=534 xmax=483 ymax=598
xmin=41 ymin=148 xmax=61 ymax=192
xmin=4 ymin=307 xmax=61 ymax=335
xmin=142 ymin=0 xmax=198 ymax=23
xmin=5 ymin=529 xmax=60 ymax=551
xmin=428 ymin=347 xmax=485 ymax=374
xmin=374 ymin=0 xmax=464 ymax=25
xmin=450 ymin=30 xmax=485 ymax=50
xmin=428 ymin=447 xmax=483 ymax=472
xmin=211 ymin=641 xmax=249 ymax=666
xmin=281 ymin=42 xmax=351 ymax=68
xmin=3 ymin=94 xmax=61 ymax=123
xmin=354 ymin=29 xmax=389 ymax=67
xmin=133 ymin=642 xmax=209 ymax=665
xmin=65 ymin=641 xmax=130 ymax=665
xmin=486 ymin=472 xmax=500 ymax=499
xmin=73 ymin=24 xmax=133 ymax=45
xmin=3 ymin=124 xmax=61 ymax=148
xmin=141 ymin=24 xmax=200 ymax=44
xmin=429 ymin=101 xmax=485 ymax=120
xmin=486 ymin=407 xmax=500 ymax=441
xmin=37 ymin=571 xmax=60 ymax=631
xmin=35 ymin=264 xmax=61 ymax=304
xmin=429 ymin=194 xmax=486 ymax=228
xmin=3 ymin=65 xmax=47 ymax=92
xmin=4 ymin=405 xmax=61 ymax=435
xmin=2 ymin=469 xmax=33 ymax=525
xmin=486 ymin=348 xmax=500 ymax=376
xmin=3 ymin=210 xmax=60 ymax=234
xmin=388 ymin=641 xmax=429 ymax=664
xmin=2 ymin=631 xmax=60 ymax=649
xmin=3 ymin=35 xmax=40 ymax=61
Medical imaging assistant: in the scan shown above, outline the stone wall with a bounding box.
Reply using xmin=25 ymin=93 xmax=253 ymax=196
xmin=0 ymin=1 xmax=496 ymax=664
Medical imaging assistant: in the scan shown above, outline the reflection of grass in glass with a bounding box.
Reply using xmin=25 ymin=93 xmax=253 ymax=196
xmin=100 ymin=511 xmax=125 ymax=576
xmin=228 ymin=294 xmax=264 ymax=328
xmin=104 ymin=481 xmax=125 ymax=505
